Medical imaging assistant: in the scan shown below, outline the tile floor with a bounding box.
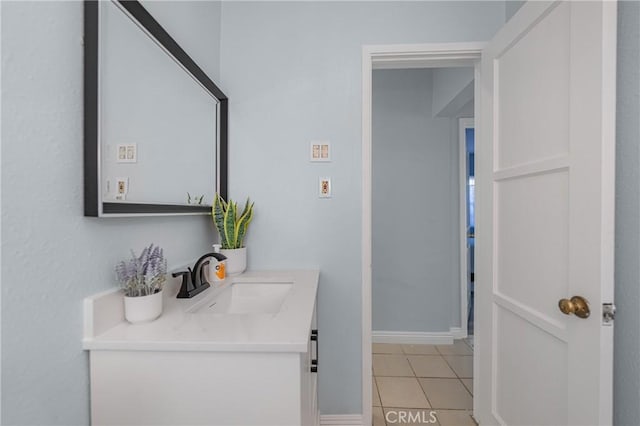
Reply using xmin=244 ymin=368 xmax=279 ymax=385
xmin=372 ymin=340 xmax=475 ymax=426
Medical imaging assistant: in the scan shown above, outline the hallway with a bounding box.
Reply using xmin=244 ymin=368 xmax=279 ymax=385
xmin=372 ymin=341 xmax=475 ymax=425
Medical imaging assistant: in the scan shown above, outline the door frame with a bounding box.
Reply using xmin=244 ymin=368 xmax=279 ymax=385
xmin=459 ymin=117 xmax=475 ymax=336
xmin=361 ymin=42 xmax=484 ymax=425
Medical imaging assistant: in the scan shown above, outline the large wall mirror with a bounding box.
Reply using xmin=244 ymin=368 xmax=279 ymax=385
xmin=84 ymin=0 xmax=227 ymax=217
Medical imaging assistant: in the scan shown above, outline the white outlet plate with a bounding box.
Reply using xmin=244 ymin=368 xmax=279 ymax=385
xmin=319 ymin=177 xmax=331 ymax=198
xmin=115 ymin=177 xmax=129 ymax=196
xmin=117 ymin=144 xmax=137 ymax=163
xmin=310 ymin=141 xmax=331 ymax=162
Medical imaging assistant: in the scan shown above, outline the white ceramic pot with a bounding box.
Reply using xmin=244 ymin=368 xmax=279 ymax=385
xmin=124 ymin=290 xmax=163 ymax=323
xmin=219 ymin=247 xmax=247 ymax=276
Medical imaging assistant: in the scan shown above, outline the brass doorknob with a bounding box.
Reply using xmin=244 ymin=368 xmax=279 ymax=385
xmin=558 ymin=296 xmax=590 ymax=318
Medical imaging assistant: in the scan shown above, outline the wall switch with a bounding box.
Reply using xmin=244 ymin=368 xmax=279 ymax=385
xmin=310 ymin=141 xmax=331 ymax=162
xmin=117 ymin=144 xmax=137 ymax=163
xmin=319 ymin=177 xmax=331 ymax=198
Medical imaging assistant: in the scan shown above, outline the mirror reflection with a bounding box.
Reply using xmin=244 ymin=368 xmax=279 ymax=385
xmin=100 ymin=0 xmax=217 ymax=205
xmin=84 ymin=0 xmax=227 ymax=216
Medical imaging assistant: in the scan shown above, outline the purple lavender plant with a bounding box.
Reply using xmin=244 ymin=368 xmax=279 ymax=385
xmin=115 ymin=244 xmax=167 ymax=297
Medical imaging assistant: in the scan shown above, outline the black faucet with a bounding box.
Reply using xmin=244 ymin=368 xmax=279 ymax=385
xmin=172 ymin=252 xmax=226 ymax=299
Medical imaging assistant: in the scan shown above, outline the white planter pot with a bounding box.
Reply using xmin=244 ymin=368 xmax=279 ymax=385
xmin=124 ymin=290 xmax=163 ymax=323
xmin=220 ymin=247 xmax=247 ymax=276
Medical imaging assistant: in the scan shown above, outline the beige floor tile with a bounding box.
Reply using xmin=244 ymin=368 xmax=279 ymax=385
xmin=376 ymin=377 xmax=431 ymax=409
xmin=374 ymin=354 xmax=414 ymax=377
xmin=373 ymin=343 xmax=404 ymax=354
xmin=402 ymin=344 xmax=439 ymax=355
xmin=434 ymin=410 xmax=476 ymax=426
xmin=407 ymin=356 xmax=456 ymax=378
xmin=373 ymin=406 xmax=386 ymax=426
xmin=436 ymin=340 xmax=473 ymax=356
xmin=443 ymin=355 xmax=473 ymax=378
xmin=464 ymin=337 xmax=474 ymax=349
xmin=373 ymin=377 xmax=382 ymax=407
xmin=461 ymin=378 xmax=473 ymax=395
xmin=383 ymin=408 xmax=439 ymax=425
xmin=419 ymin=378 xmax=473 ymax=410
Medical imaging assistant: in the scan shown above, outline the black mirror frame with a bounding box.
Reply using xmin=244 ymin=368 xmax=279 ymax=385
xmin=83 ymin=0 xmax=228 ymax=217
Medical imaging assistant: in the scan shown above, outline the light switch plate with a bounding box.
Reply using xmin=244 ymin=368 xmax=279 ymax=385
xmin=117 ymin=144 xmax=137 ymax=163
xmin=319 ymin=177 xmax=331 ymax=198
xmin=310 ymin=141 xmax=331 ymax=162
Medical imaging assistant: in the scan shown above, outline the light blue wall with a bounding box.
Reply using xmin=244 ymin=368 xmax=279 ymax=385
xmin=218 ymin=1 xmax=505 ymax=414
xmin=141 ymin=0 xmax=221 ymax=83
xmin=505 ymin=0 xmax=525 ymax=21
xmin=432 ymin=67 xmax=475 ymax=118
xmin=1 ymin=1 xmax=221 ymax=424
xmin=614 ymin=2 xmax=640 ymax=425
xmin=372 ymin=69 xmax=458 ymax=334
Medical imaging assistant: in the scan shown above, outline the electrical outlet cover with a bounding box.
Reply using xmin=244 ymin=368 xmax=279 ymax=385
xmin=115 ymin=177 xmax=129 ymax=195
xmin=319 ymin=177 xmax=331 ymax=198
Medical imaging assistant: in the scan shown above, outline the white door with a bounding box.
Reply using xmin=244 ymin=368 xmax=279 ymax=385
xmin=476 ymin=1 xmax=616 ymax=425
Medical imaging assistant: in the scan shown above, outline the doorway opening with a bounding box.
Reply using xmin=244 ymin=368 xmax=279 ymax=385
xmin=370 ymin=68 xmax=475 ymax=425
xmin=362 ymin=43 xmax=483 ymax=426
xmin=459 ymin=118 xmax=475 ymax=338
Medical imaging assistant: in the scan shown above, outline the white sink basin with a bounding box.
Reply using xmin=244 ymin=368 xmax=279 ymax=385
xmin=189 ymin=281 xmax=293 ymax=314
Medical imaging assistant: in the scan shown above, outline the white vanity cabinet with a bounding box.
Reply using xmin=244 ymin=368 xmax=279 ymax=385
xmin=301 ymin=303 xmax=319 ymax=425
xmin=84 ymin=270 xmax=319 ymax=426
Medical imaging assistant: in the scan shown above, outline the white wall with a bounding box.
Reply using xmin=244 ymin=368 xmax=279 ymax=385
xmin=371 ymin=69 xmax=459 ymax=334
xmin=218 ymin=1 xmax=505 ymax=415
xmin=1 ymin=2 xmax=221 ymax=424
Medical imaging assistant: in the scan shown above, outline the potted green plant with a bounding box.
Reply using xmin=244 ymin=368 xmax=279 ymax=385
xmin=115 ymin=244 xmax=167 ymax=323
xmin=212 ymin=193 xmax=254 ymax=275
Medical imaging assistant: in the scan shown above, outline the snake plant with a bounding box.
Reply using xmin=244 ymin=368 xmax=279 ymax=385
xmin=212 ymin=194 xmax=255 ymax=249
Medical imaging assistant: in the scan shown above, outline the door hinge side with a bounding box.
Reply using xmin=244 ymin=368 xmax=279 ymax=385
xmin=602 ymin=303 xmax=616 ymax=325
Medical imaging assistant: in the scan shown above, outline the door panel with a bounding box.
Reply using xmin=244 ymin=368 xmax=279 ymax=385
xmin=477 ymin=1 xmax=616 ymax=425
xmin=495 ymin=307 xmax=568 ymax=425
xmin=496 ymin=169 xmax=570 ymax=323
xmin=497 ymin=2 xmax=571 ymax=170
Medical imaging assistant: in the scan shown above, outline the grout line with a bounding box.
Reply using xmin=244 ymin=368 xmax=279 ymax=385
xmin=372 ymin=344 xmax=475 ymax=419
xmin=406 ymin=353 xmax=418 ymax=378
xmin=440 ymin=355 xmax=474 ymax=398
xmin=416 ymin=375 xmax=434 ymax=411
xmin=373 ymin=376 xmax=384 ymax=411
xmin=374 ymin=375 xmax=417 ymax=378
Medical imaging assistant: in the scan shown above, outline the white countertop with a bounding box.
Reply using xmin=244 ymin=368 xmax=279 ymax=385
xmin=83 ymin=270 xmax=319 ymax=353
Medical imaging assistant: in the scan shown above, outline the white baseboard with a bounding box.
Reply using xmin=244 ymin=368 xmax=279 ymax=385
xmin=449 ymin=327 xmax=468 ymax=339
xmin=372 ymin=328 xmax=467 ymax=345
xmin=320 ymin=414 xmax=364 ymax=425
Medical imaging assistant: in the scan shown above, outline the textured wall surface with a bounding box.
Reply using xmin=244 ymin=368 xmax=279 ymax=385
xmin=218 ymin=1 xmax=505 ymax=414
xmin=1 ymin=2 xmax=221 ymax=424
xmin=372 ymin=69 xmax=458 ymax=334
xmin=614 ymin=2 xmax=640 ymax=425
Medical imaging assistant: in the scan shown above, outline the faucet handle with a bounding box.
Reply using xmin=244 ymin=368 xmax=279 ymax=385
xmin=172 ymin=270 xmax=192 ymax=299
xmin=172 ymin=270 xmax=190 ymax=281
